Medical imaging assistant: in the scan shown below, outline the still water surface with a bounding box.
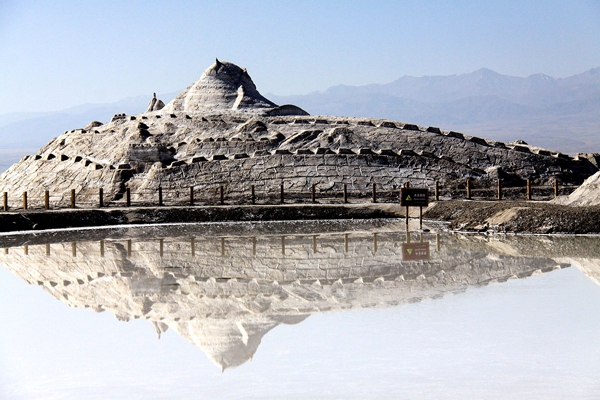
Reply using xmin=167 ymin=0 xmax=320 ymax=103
xmin=1 ymin=219 xmax=600 ymax=399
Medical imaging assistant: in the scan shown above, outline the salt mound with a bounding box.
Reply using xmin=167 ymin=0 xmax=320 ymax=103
xmin=555 ymin=171 xmax=600 ymax=206
xmin=0 ymin=59 xmax=596 ymax=207
xmin=165 ymin=59 xmax=277 ymax=112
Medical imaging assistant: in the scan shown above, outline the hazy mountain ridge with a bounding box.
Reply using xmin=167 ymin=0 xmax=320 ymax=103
xmin=268 ymin=67 xmax=600 ymax=154
xmin=320 ymin=67 xmax=600 ymax=106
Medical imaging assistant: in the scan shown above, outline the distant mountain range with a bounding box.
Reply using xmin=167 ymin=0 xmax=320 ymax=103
xmin=1 ymin=67 xmax=599 ymax=172
xmin=268 ymin=67 xmax=600 ymax=155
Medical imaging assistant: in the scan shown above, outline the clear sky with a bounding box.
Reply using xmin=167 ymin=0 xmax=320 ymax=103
xmin=1 ymin=0 xmax=599 ymax=114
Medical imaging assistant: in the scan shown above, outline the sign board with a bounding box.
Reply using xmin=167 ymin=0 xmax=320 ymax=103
xmin=402 ymin=242 xmax=430 ymax=261
xmin=400 ymin=188 xmax=429 ymax=207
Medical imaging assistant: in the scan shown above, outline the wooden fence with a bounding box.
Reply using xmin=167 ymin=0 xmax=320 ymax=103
xmin=1 ymin=179 xmax=579 ymax=212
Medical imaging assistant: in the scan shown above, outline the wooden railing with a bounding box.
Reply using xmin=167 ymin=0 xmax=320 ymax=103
xmin=1 ymin=179 xmax=579 ymax=211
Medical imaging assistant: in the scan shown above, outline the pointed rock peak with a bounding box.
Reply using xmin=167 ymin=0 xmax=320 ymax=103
xmin=165 ymin=59 xmax=278 ymax=112
xmin=214 ymin=57 xmax=223 ymax=71
xmin=146 ymin=92 xmax=165 ymax=112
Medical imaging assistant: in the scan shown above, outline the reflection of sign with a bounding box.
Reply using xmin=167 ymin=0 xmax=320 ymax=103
xmin=400 ymin=188 xmax=429 ymax=207
xmin=402 ymin=242 xmax=430 ymax=261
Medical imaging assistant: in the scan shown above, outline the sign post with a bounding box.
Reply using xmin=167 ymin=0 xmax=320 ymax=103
xmin=401 ymin=241 xmax=430 ymax=261
xmin=400 ymin=185 xmax=429 ymax=230
xmin=402 ymin=230 xmax=430 ymax=261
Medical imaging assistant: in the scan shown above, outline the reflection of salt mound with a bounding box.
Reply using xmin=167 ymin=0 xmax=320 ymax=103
xmin=578 ymin=260 xmax=600 ymax=287
xmin=2 ymin=228 xmax=585 ymax=371
xmin=555 ymin=257 xmax=600 ymax=287
xmin=174 ymin=315 xmax=308 ymax=371
xmin=555 ymin=171 xmax=600 ymax=206
xmin=152 ymin=320 xmax=169 ymax=339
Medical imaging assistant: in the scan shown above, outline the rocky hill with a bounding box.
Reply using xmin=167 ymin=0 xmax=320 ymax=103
xmin=0 ymin=60 xmax=598 ymax=205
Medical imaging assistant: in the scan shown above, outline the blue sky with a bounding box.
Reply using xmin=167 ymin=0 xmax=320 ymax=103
xmin=1 ymin=0 xmax=599 ymax=114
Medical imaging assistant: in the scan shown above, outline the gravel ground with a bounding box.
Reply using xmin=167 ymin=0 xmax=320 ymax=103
xmin=423 ymin=200 xmax=600 ymax=234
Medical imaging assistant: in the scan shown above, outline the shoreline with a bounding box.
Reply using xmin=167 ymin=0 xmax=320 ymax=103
xmin=0 ymin=203 xmax=405 ymax=233
xmin=1 ymin=201 xmax=599 ymax=235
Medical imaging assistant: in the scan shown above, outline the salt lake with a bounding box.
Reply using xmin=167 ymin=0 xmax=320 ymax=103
xmin=1 ymin=219 xmax=600 ymax=399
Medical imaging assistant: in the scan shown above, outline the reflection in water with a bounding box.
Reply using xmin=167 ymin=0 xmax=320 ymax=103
xmin=1 ymin=221 xmax=600 ymax=371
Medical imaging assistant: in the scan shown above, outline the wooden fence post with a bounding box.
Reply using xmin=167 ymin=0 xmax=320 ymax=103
xmin=220 ymin=185 xmax=224 ymax=205
xmin=22 ymin=192 xmax=27 ymax=210
xmin=312 ymin=183 xmax=316 ymax=203
xmin=70 ymin=189 xmax=76 ymax=208
xmin=44 ymin=190 xmax=49 ymax=210
xmin=373 ymin=233 xmax=378 ymax=253
xmin=497 ymin=180 xmax=502 ymax=201
xmin=554 ymin=178 xmax=559 ymax=198
xmin=372 ymin=183 xmax=377 ymax=203
xmin=343 ymin=183 xmax=348 ymax=203
xmin=466 ymin=179 xmax=471 ymax=200
xmin=526 ymin=179 xmax=531 ymax=201
xmin=251 ymin=185 xmax=255 ymax=205
xmin=99 ymin=188 xmax=104 ymax=207
xmin=158 ymin=186 xmax=163 ymax=206
xmin=435 ymin=181 xmax=439 ymax=201
xmin=190 ymin=186 xmax=194 ymax=206
xmin=2 ymin=192 xmax=7 ymax=211
xmin=280 ymin=183 xmax=284 ymax=204
xmin=126 ymin=188 xmax=131 ymax=207
xmin=405 ymin=182 xmax=410 ymax=228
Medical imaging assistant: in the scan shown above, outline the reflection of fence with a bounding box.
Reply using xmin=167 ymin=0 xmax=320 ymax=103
xmin=3 ymin=231 xmax=441 ymax=261
xmin=1 ymin=178 xmax=580 ymax=212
